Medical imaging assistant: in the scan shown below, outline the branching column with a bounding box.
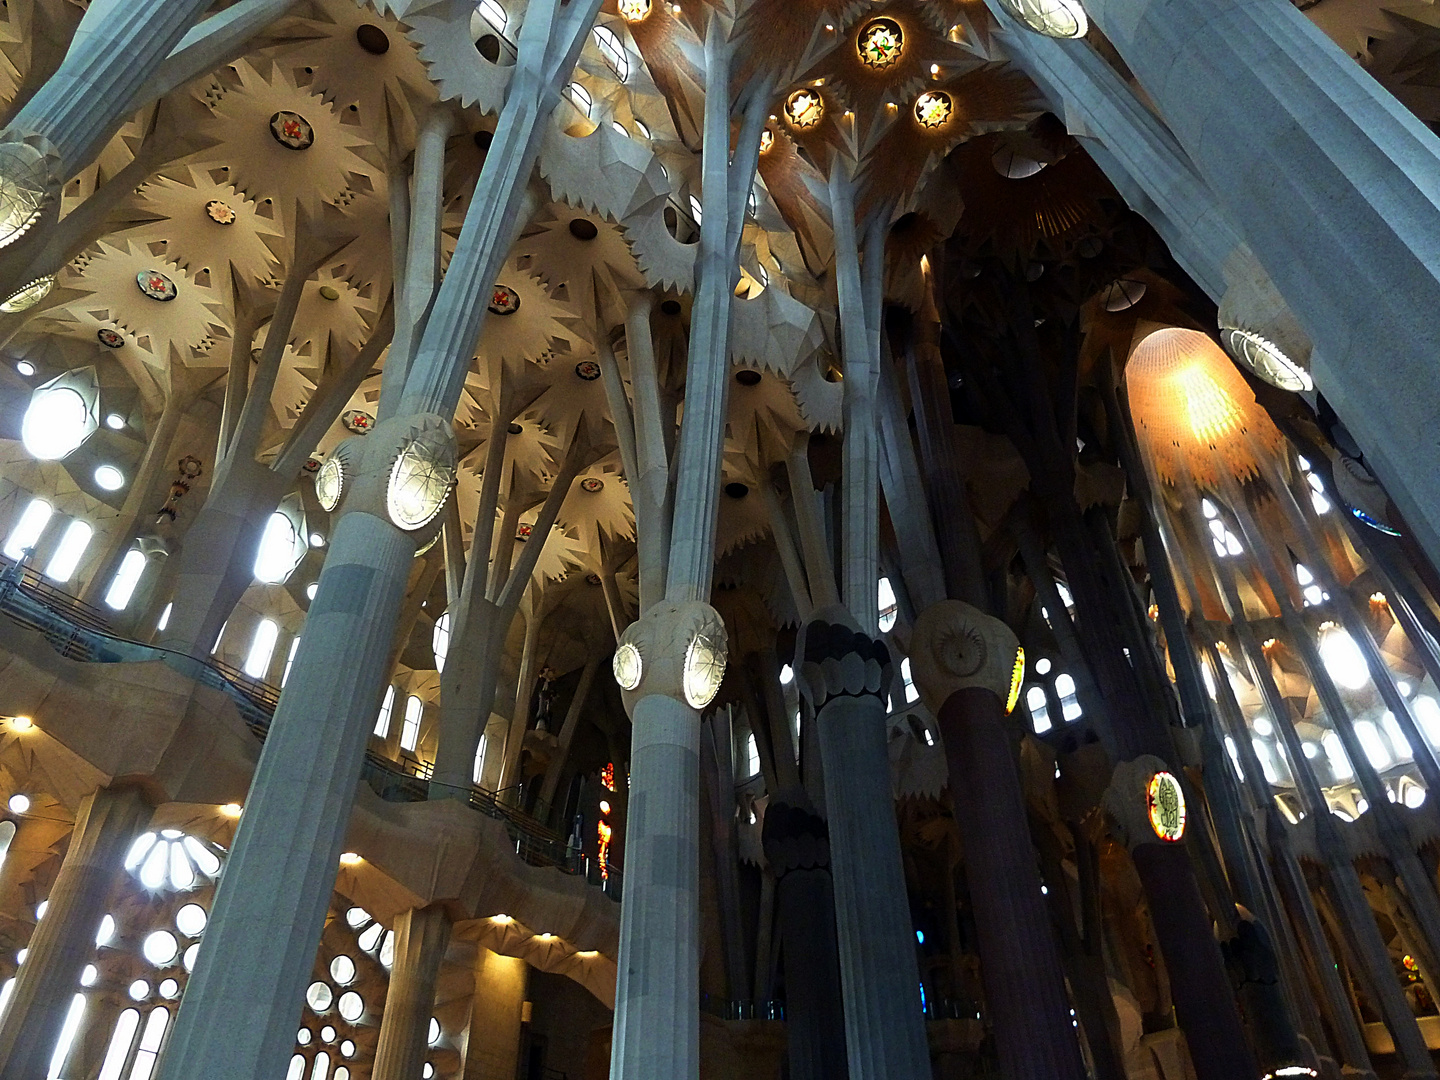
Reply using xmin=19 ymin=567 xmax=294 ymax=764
xmin=155 ymin=0 xmax=602 ymax=1075
xmin=606 ymin=15 xmax=770 ymax=1079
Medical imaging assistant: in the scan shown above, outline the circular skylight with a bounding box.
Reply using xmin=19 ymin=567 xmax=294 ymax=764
xmin=143 ymin=930 xmax=179 ymax=967
xmin=105 ymin=412 xmax=125 ymax=429
xmin=337 ymin=991 xmax=365 ymax=1023
xmin=21 ymin=386 xmax=89 ymax=460
xmin=176 ymin=903 xmax=208 ymax=937
xmin=330 ymin=955 xmax=356 ymax=984
xmin=94 ymin=465 xmax=125 ymax=491
xmin=306 ymin=981 xmax=334 ymax=1012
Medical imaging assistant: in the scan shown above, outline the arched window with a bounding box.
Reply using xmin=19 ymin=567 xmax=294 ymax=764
xmin=741 ymin=732 xmax=759 ymax=778
xmin=44 ymin=519 xmax=92 ymax=582
xmin=374 ymin=686 xmax=395 ymax=738
xmin=1055 ymin=673 xmax=1081 ymax=721
xmin=105 ymin=549 xmax=147 ymax=611
xmin=244 ymin=619 xmax=280 ymax=679
xmin=1025 ymin=686 xmax=1051 ymax=734
xmin=4 ymin=497 xmax=52 ymax=560
xmin=592 ymin=25 xmax=628 ymax=80
xmin=688 ymin=193 xmax=703 ymax=226
xmin=566 ymin=82 xmax=592 ymax=118
xmin=878 ymin=577 xmax=898 ymax=632
xmin=97 ymin=1008 xmax=141 ymax=1080
xmin=400 ymin=695 xmax=423 ymax=752
xmin=127 ymin=1007 xmax=170 ymax=1080
xmin=49 ymin=992 xmax=86 ymax=1079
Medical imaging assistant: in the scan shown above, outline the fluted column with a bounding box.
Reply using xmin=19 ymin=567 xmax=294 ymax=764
xmin=797 ymin=609 xmax=930 ymax=1080
xmin=372 ymin=906 xmax=453 ymax=1080
xmin=910 ymin=601 xmax=1088 ymax=1080
xmin=609 ymin=603 xmax=727 ymax=1080
xmin=762 ymin=790 xmax=848 ymax=1080
xmin=155 ymin=0 xmax=603 ymax=1074
xmin=1079 ymin=0 xmax=1440 ymax=570
xmin=0 ymin=785 xmax=151 ymax=1079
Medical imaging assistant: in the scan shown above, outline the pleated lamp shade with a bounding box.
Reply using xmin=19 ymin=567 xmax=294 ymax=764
xmin=1125 ymin=327 xmax=1284 ymax=489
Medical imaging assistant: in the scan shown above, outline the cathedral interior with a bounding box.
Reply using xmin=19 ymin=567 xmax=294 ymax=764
xmin=4 ymin=0 xmax=1440 ymax=1078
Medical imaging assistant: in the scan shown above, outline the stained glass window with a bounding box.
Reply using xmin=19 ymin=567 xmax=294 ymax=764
xmin=857 ymin=18 xmax=904 ymax=69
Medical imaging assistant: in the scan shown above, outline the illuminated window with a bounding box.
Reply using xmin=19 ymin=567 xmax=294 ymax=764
xmin=1319 ymin=626 xmax=1367 ymax=689
xmin=478 ymin=0 xmax=507 ymax=31
xmin=98 ymin=1009 xmax=142 ymax=1080
xmin=243 ymin=619 xmax=280 ymax=680
xmin=255 ymin=511 xmax=302 ymax=584
xmin=282 ymin=636 xmax=300 ymax=687
xmin=785 ymin=89 xmax=823 ymax=129
xmin=857 ymin=17 xmax=903 ymax=69
xmin=1223 ymin=736 xmax=1245 ymax=781
xmin=566 ymin=82 xmax=592 ymax=118
xmin=22 ymin=386 xmax=90 ymax=460
xmin=473 ymin=733 xmax=488 ymax=785
xmin=4 ymin=497 xmax=52 ymax=560
xmin=742 ymin=732 xmax=760 ymax=778
xmin=1322 ymin=731 xmax=1354 ymax=780
xmin=47 ymin=993 xmax=85 ymax=1080
xmin=593 ymin=26 xmax=628 ymax=80
xmin=688 ymin=193 xmax=702 ymax=226
xmin=900 ymin=657 xmax=919 ymax=703
xmin=1252 ymin=739 xmax=1280 ymax=784
xmin=103 ymin=549 xmax=148 ymax=610
xmin=1055 ymin=673 xmax=1081 ymax=721
xmin=878 ymin=577 xmax=898 ymax=633
xmin=432 ymin=611 xmax=450 ymax=673
xmin=44 ymin=519 xmax=92 ymax=582
xmin=126 ymin=1007 xmax=169 ymax=1080
xmin=374 ymin=686 xmax=395 ymax=738
xmin=401 ymin=695 xmax=423 ymax=752
xmin=1026 ymin=686 xmax=1051 ymax=733
xmin=997 ymin=0 xmax=1088 ymax=41
xmin=1355 ymin=719 xmax=1391 ymax=769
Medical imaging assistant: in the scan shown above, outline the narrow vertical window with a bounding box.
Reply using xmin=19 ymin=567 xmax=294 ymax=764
xmin=877 ymin=577 xmax=898 ymax=633
xmin=156 ymin=602 xmax=172 ymax=631
xmin=400 ymin=695 xmax=423 ymax=751
xmin=48 ymin=994 xmax=87 ymax=1079
xmin=125 ymin=1007 xmax=169 ymax=1080
xmin=741 ymin=732 xmax=759 ymax=778
xmin=374 ymin=686 xmax=395 ymax=738
xmin=104 ymin=550 xmax=147 ymax=610
xmin=44 ymin=520 xmax=92 ymax=582
xmin=243 ymin=620 xmax=280 ymax=679
xmin=282 ymin=636 xmax=300 ymax=686
xmin=900 ymin=657 xmax=919 ymax=703
xmin=97 ymin=1008 xmax=141 ymax=1080
xmin=4 ymin=498 xmax=52 ymax=560
xmin=473 ymin=733 xmax=488 ymax=784
xmin=1026 ymin=686 xmax=1051 ymax=734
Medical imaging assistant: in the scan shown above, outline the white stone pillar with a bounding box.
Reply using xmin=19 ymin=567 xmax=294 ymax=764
xmin=372 ymin=906 xmax=453 ymax=1080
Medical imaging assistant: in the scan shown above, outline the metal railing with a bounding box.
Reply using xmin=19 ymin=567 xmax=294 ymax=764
xmin=0 ymin=556 xmax=620 ymax=896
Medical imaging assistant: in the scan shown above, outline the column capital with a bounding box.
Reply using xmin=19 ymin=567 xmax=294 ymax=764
xmin=1103 ymin=755 xmax=1188 ymax=852
xmin=317 ymin=412 xmax=455 ymax=547
xmin=612 ymin=599 xmax=727 ymax=714
xmin=793 ymin=605 xmax=892 ymax=714
xmin=761 ymin=788 xmax=831 ymax=879
xmin=0 ymin=132 xmax=60 ymax=250
xmin=908 ymin=599 xmax=1022 ymax=717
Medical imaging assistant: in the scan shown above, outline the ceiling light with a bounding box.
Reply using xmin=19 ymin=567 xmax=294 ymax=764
xmin=339 ymin=852 xmax=362 ymax=865
xmin=8 ymin=793 xmax=30 ymax=814
xmin=105 ymin=412 xmax=125 ymax=429
xmin=10 ymin=716 xmax=32 ymax=731
xmin=14 ymin=360 xmax=33 ymax=376
xmin=220 ymin=803 xmax=242 ymax=818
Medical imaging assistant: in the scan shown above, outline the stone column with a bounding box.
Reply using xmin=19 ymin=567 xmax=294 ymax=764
xmin=462 ymin=950 xmax=527 ymax=1080
xmin=373 ymin=905 xmax=453 ymax=1080
xmin=608 ymin=602 xmax=726 ymax=1080
xmin=796 ymin=609 xmax=930 ymax=1080
xmin=156 ymin=0 xmax=602 ymax=1072
xmin=1080 ymin=0 xmax=1440 ymax=570
xmin=0 ymin=0 xmax=213 ymax=242
xmin=762 ymin=789 xmax=848 ymax=1080
xmin=0 ymin=785 xmax=150 ymax=1078
xmin=1103 ymin=759 xmax=1260 ymax=1080
xmin=910 ymin=601 xmax=1088 ymax=1080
